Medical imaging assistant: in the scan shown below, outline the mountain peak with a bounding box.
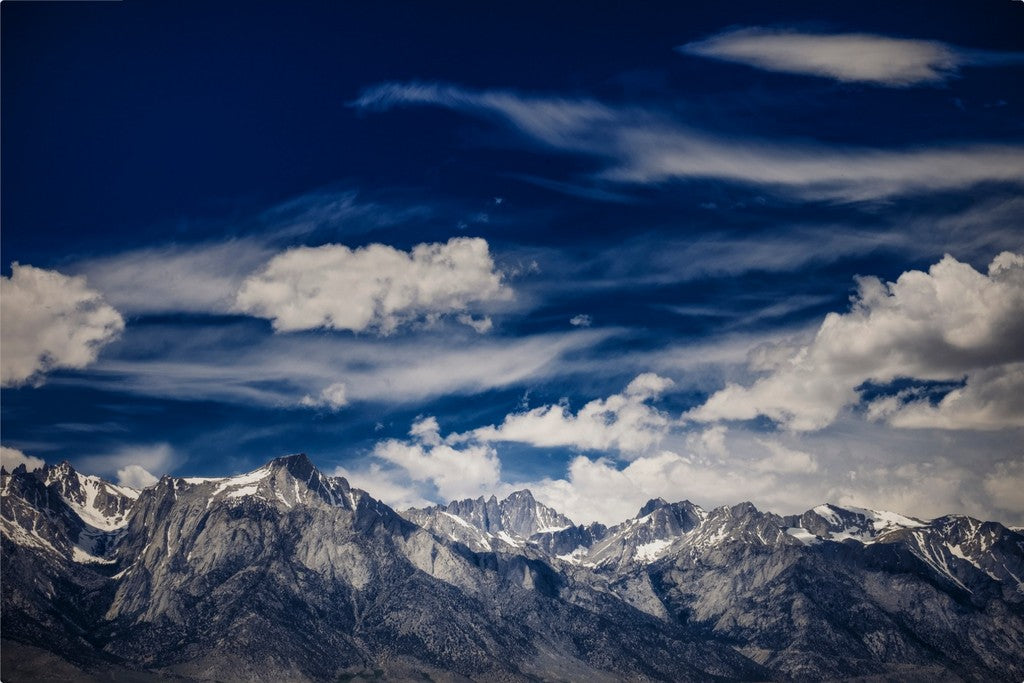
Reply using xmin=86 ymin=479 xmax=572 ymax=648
xmin=637 ymin=498 xmax=669 ymax=518
xmin=267 ymin=453 xmax=317 ymax=479
xmin=504 ymin=489 xmax=536 ymax=504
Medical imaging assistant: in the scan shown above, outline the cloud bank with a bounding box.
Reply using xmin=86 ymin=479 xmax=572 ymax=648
xmin=1 ymin=264 xmax=125 ymax=387
xmin=235 ymin=237 xmax=511 ymax=334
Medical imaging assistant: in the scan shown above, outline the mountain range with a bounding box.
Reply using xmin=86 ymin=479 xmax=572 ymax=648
xmin=2 ymin=453 xmax=1023 ymax=681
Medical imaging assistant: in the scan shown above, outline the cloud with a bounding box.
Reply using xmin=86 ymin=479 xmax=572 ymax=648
xmin=1 ymin=446 xmax=45 ymax=472
xmin=688 ymin=251 xmax=1024 ymax=431
xmin=467 ymin=373 xmax=674 ymax=456
xmin=456 ymin=313 xmax=493 ymax=333
xmin=678 ymin=28 xmax=1024 ymax=87
xmin=983 ymin=461 xmax=1024 ymax=515
xmin=299 ymin=382 xmax=349 ymax=410
xmin=371 ymin=417 xmax=502 ymax=501
xmin=569 ymin=314 xmax=592 ymax=327
xmin=234 ymin=237 xmax=511 ymax=334
xmin=523 ymin=448 xmax=796 ymax=525
xmin=680 ymin=29 xmax=960 ymax=86
xmin=1 ymin=264 xmax=125 ymax=387
xmin=867 ymin=363 xmax=1024 ymax=430
xmin=331 ymin=462 xmax=434 ymax=510
xmin=354 ymin=82 xmax=1024 ymax=201
xmin=75 ymin=240 xmax=273 ymax=315
xmin=752 ymin=440 xmax=818 ymax=473
xmin=75 ymin=323 xmax=608 ymax=408
xmin=77 ymin=443 xmax=178 ymax=480
xmin=116 ymin=464 xmax=159 ymax=489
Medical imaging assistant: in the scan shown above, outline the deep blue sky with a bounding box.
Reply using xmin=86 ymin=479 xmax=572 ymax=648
xmin=3 ymin=0 xmax=1023 ymax=524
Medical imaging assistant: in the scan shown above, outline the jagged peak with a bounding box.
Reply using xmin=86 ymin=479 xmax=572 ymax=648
xmin=504 ymin=489 xmax=536 ymax=503
xmin=267 ymin=453 xmax=318 ymax=479
xmin=728 ymin=501 xmax=760 ymax=517
xmin=47 ymin=460 xmax=77 ymax=477
xmin=636 ymin=497 xmax=669 ymax=518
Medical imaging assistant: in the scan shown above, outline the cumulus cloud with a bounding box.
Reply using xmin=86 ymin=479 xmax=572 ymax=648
xmin=77 ymin=443 xmax=178 ymax=481
xmin=867 ymin=364 xmax=1024 ymax=430
xmin=679 ymin=29 xmax=965 ymax=86
xmin=983 ymin=461 xmax=1024 ymax=515
xmin=1 ymin=446 xmax=45 ymax=472
xmin=234 ymin=237 xmax=511 ymax=334
xmin=523 ymin=448 xmax=802 ymax=525
xmin=332 ymin=462 xmax=434 ymax=510
xmin=299 ymin=382 xmax=349 ymax=410
xmin=354 ymin=82 xmax=1024 ymax=201
xmin=1 ymin=264 xmax=125 ymax=387
xmin=688 ymin=252 xmax=1024 ymax=431
xmin=752 ymin=440 xmax=818 ymax=473
xmin=116 ymin=464 xmax=159 ymax=489
xmin=371 ymin=417 xmax=502 ymax=501
xmin=467 ymin=374 xmax=675 ymax=456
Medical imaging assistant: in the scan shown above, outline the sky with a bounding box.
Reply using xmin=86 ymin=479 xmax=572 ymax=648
xmin=2 ymin=0 xmax=1023 ymax=526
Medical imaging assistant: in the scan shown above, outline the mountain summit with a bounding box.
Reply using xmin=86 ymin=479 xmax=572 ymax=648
xmin=3 ymin=456 xmax=1023 ymax=681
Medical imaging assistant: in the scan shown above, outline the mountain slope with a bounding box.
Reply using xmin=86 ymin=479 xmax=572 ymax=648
xmin=3 ymin=455 xmax=1023 ymax=681
xmin=1 ymin=457 xmax=767 ymax=681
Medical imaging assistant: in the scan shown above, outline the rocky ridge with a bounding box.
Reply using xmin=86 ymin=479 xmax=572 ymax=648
xmin=3 ymin=454 xmax=1023 ymax=681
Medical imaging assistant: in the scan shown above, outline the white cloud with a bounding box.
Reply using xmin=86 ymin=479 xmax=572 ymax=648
xmin=74 ymin=240 xmax=273 ymax=315
xmin=77 ymin=325 xmax=609 ymax=408
xmin=1 ymin=264 xmax=125 ymax=387
xmin=457 ymin=313 xmax=493 ymax=333
xmin=569 ymin=314 xmax=592 ymax=327
xmin=983 ymin=461 xmax=1024 ymax=515
xmin=523 ymin=449 xmax=796 ymax=525
xmin=867 ymin=364 xmax=1024 ymax=430
xmin=331 ymin=462 xmax=434 ymax=510
xmin=116 ymin=464 xmax=159 ymax=489
xmin=234 ymin=237 xmax=511 ymax=334
xmin=77 ymin=443 xmax=178 ymax=480
xmin=752 ymin=440 xmax=818 ymax=473
xmin=1 ymin=446 xmax=45 ymax=472
xmin=467 ymin=374 xmax=674 ymax=456
xmin=354 ymin=82 xmax=1024 ymax=201
xmin=679 ymin=29 xmax=962 ymax=86
xmin=372 ymin=417 xmax=502 ymax=501
xmin=299 ymin=382 xmax=349 ymax=410
xmin=688 ymin=252 xmax=1024 ymax=431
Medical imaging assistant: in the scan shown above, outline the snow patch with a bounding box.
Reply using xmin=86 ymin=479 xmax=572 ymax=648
xmin=226 ymin=485 xmax=260 ymax=499
xmin=786 ymin=527 xmax=821 ymax=545
xmin=441 ymin=511 xmax=473 ymax=528
xmin=634 ymin=539 xmax=673 ymax=563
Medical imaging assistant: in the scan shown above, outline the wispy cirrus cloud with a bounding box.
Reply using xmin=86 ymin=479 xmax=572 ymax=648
xmin=678 ymin=28 xmax=1024 ymax=86
xmin=353 ymin=82 xmax=1024 ymax=201
xmin=65 ymin=324 xmax=613 ymax=409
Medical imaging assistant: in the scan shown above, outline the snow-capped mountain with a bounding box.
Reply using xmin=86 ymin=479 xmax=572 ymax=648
xmin=403 ymin=488 xmax=575 ymax=552
xmin=3 ymin=455 xmax=1023 ymax=681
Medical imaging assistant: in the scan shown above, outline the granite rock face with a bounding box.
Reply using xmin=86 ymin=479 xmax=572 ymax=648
xmin=3 ymin=454 xmax=1023 ymax=681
